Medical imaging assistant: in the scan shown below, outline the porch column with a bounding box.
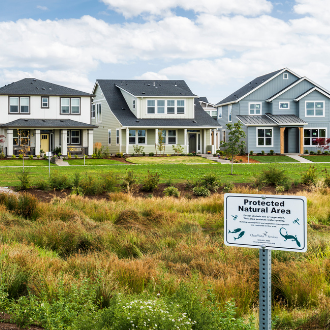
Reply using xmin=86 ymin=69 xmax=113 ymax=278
xmin=212 ymin=129 xmax=216 ymax=154
xmin=280 ymin=127 xmax=285 ymax=154
xmin=299 ymin=127 xmax=304 ymax=154
xmin=119 ymin=129 xmax=122 ymax=153
xmin=35 ymin=129 xmax=40 ymax=156
xmin=7 ymin=129 xmax=13 ymax=156
xmin=184 ymin=129 xmax=187 ymax=153
xmin=203 ymin=129 xmax=207 ymax=153
xmin=82 ymin=129 xmax=88 ymax=148
xmin=61 ymin=129 xmax=67 ymax=156
xmin=87 ymin=130 xmax=93 ymax=156
xmin=155 ymin=128 xmax=158 ymax=150
xmin=126 ymin=128 xmax=129 ymax=154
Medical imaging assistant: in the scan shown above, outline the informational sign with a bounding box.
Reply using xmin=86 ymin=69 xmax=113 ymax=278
xmin=224 ymin=193 xmax=307 ymax=252
xmin=46 ymin=152 xmax=52 ymax=157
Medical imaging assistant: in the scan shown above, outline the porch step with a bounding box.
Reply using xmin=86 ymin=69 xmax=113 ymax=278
xmin=55 ymin=158 xmax=70 ymax=166
xmin=285 ymin=153 xmax=313 ymax=163
xmin=200 ymin=154 xmax=231 ymax=164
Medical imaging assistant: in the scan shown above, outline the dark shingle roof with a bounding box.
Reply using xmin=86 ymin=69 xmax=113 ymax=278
xmin=0 ymin=78 xmax=92 ymax=96
xmin=216 ymin=69 xmax=284 ymax=105
xmin=198 ymin=97 xmax=209 ymax=103
xmin=97 ymin=80 xmax=220 ymax=127
xmin=265 ymin=114 xmax=307 ymax=125
xmin=1 ymin=119 xmax=97 ymax=128
xmin=115 ymin=80 xmax=196 ymax=97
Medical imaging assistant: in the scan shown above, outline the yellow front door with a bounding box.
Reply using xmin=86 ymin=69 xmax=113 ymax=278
xmin=41 ymin=134 xmax=49 ymax=152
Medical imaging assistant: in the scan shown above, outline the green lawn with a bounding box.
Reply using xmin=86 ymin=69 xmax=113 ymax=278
xmin=0 ymin=162 xmax=329 ymax=187
xmin=126 ymin=156 xmax=214 ymax=164
xmin=250 ymin=155 xmax=298 ymax=163
xmin=301 ymin=155 xmax=330 ymax=162
xmin=66 ymin=159 xmax=124 ymax=165
xmin=0 ymin=159 xmax=56 ymax=167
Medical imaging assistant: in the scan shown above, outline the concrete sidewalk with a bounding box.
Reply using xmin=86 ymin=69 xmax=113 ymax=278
xmin=285 ymin=153 xmax=313 ymax=163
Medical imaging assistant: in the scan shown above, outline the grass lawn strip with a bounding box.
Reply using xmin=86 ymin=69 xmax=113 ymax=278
xmin=301 ymin=155 xmax=330 ymax=162
xmin=249 ymin=155 xmax=299 ymax=163
xmin=0 ymin=159 xmax=56 ymax=166
xmin=66 ymin=159 xmax=124 ymax=165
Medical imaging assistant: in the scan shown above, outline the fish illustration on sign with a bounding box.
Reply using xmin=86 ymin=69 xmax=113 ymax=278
xmin=231 ymin=215 xmax=238 ymax=221
xmin=279 ymin=227 xmax=301 ymax=247
xmin=234 ymin=231 xmax=245 ymax=240
xmin=229 ymin=228 xmax=242 ymax=234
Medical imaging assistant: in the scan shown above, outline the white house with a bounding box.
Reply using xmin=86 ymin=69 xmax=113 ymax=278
xmin=0 ymin=78 xmax=96 ymax=156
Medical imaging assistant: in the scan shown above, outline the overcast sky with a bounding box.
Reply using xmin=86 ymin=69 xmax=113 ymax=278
xmin=1 ymin=0 xmax=330 ymax=103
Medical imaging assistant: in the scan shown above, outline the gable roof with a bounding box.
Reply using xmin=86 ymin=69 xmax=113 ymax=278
xmin=96 ymin=80 xmax=220 ymax=128
xmin=0 ymin=78 xmax=92 ymax=96
xmin=216 ymin=68 xmax=301 ymax=106
xmin=114 ymin=80 xmax=196 ymax=97
xmin=294 ymin=86 xmax=330 ymax=101
xmin=1 ymin=119 xmax=97 ymax=128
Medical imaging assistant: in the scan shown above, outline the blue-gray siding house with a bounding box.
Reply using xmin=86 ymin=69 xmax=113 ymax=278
xmin=216 ymin=68 xmax=330 ymax=154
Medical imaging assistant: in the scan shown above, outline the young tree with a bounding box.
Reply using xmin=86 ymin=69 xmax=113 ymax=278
xmin=220 ymin=122 xmax=246 ymax=175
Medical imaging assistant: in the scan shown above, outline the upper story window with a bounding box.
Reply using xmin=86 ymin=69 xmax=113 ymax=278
xmin=108 ymin=129 xmax=111 ymax=145
xmin=147 ymin=100 xmax=155 ymax=113
xmin=228 ymin=105 xmax=232 ymax=122
xmin=133 ymin=100 xmax=136 ymax=109
xmin=91 ymin=104 xmax=95 ymax=119
xmin=305 ymin=101 xmax=324 ymax=117
xmin=41 ymin=96 xmax=49 ymax=108
xmin=283 ymin=73 xmax=288 ymax=79
xmin=9 ymin=97 xmax=30 ymax=114
xmin=116 ymin=129 xmax=120 ymax=145
xmin=205 ymin=110 xmax=217 ymax=119
xmin=61 ymin=98 xmax=80 ymax=115
xmin=96 ymin=104 xmax=102 ymax=123
xmin=218 ymin=106 xmax=222 ymax=118
xmin=147 ymin=99 xmax=185 ymax=114
xmin=279 ymin=102 xmax=289 ymax=109
xmin=249 ymin=102 xmax=261 ymax=115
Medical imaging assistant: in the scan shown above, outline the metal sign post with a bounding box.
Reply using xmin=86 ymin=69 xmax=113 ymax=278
xmin=224 ymin=193 xmax=307 ymax=330
xmin=259 ymin=248 xmax=271 ymax=330
xmin=46 ymin=152 xmax=52 ymax=177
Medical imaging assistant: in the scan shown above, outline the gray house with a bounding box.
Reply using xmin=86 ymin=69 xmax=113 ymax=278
xmin=92 ymin=80 xmax=220 ymax=154
xmin=216 ymin=68 xmax=330 ymax=154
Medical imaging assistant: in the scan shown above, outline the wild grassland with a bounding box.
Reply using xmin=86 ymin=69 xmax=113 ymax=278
xmin=0 ymin=188 xmax=329 ymax=329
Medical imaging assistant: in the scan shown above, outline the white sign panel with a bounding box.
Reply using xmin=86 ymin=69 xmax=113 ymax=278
xmin=224 ymin=193 xmax=307 ymax=252
xmin=46 ymin=152 xmax=52 ymax=157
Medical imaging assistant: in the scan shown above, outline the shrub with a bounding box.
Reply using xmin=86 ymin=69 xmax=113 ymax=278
xmin=164 ymin=186 xmax=180 ymax=197
xmin=73 ymin=172 xmax=81 ymax=188
xmin=301 ymin=165 xmax=318 ymax=186
xmin=35 ymin=179 xmax=49 ymax=190
xmin=223 ymin=183 xmax=234 ymax=193
xmin=116 ymin=152 xmax=123 ymax=158
xmin=255 ymin=166 xmax=291 ymax=188
xmin=67 ymin=153 xmax=72 ymax=159
xmin=304 ymin=149 xmax=309 ymax=154
xmin=199 ymin=174 xmax=220 ymax=192
xmin=102 ymin=173 xmax=119 ymax=193
xmin=324 ymin=150 xmax=329 ymax=155
xmin=261 ymin=150 xmax=265 ymax=155
xmin=74 ymin=155 xmax=78 ymax=159
xmin=28 ymin=155 xmax=33 ymax=160
xmin=310 ymin=151 xmax=316 ymax=155
xmin=49 ymin=171 xmax=72 ymax=190
xmin=172 ymin=144 xmax=184 ymax=155
xmin=148 ymin=152 xmax=154 ymax=157
xmin=133 ymin=145 xmax=145 ymax=155
xmin=121 ymin=170 xmax=138 ymax=194
xmin=317 ymin=150 xmax=322 ymax=154
xmin=18 ymin=171 xmax=31 ymax=190
xmin=79 ymin=175 xmax=103 ymax=195
xmin=269 ymin=150 xmax=274 ymax=155
xmin=249 ymin=150 xmax=253 ymax=156
xmin=141 ymin=171 xmax=160 ymax=192
xmin=11 ymin=155 xmax=16 ymax=159
xmin=0 ymin=152 xmax=5 ymax=159
xmin=193 ymin=186 xmax=210 ymax=197
xmin=36 ymin=155 xmax=40 ymax=159
xmin=18 ymin=154 xmax=23 ymax=159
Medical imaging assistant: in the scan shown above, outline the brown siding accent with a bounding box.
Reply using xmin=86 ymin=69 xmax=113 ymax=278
xmin=299 ymin=127 xmax=304 ymax=154
xmin=280 ymin=127 xmax=285 ymax=154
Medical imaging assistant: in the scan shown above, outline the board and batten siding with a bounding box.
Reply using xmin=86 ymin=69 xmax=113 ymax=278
xmin=92 ymin=84 xmax=122 ymax=154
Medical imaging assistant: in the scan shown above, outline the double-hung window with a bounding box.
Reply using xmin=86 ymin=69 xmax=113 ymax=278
xmin=177 ymin=100 xmax=185 ymax=114
xmin=249 ymin=102 xmax=261 ymax=115
xmin=305 ymin=101 xmax=324 ymax=117
xmin=91 ymin=104 xmax=95 ymax=119
xmin=108 ymin=129 xmax=111 ymax=145
xmin=147 ymin=100 xmax=155 ymax=114
xmin=304 ymin=128 xmax=326 ymax=146
xmin=9 ymin=97 xmax=30 ymax=114
xmin=133 ymin=100 xmax=136 ymax=109
xmin=129 ymin=130 xmax=146 ymax=144
xmin=96 ymin=104 xmax=102 ymax=123
xmin=218 ymin=107 xmax=222 ymax=118
xmin=41 ymin=96 xmax=49 ymax=108
xmin=228 ymin=105 xmax=232 ymax=122
xmin=116 ymin=129 xmax=120 ymax=145
xmin=167 ymin=100 xmax=175 ymax=114
xmin=61 ymin=98 xmax=80 ymax=114
xmin=161 ymin=130 xmax=176 ymax=144
xmin=67 ymin=130 xmax=80 ymax=145
xmin=257 ymin=128 xmax=273 ymax=147
xmin=279 ymin=102 xmax=289 ymax=109
xmin=157 ymin=100 xmax=165 ymax=113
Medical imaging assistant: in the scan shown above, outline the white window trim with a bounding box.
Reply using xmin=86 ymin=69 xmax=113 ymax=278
xmin=129 ymin=129 xmax=147 ymax=145
xmin=91 ymin=104 xmax=95 ymax=119
xmin=256 ymin=127 xmax=273 ymax=147
xmin=218 ymin=106 xmax=222 ymax=118
xmin=41 ymin=96 xmax=49 ymax=108
xmin=161 ymin=129 xmax=177 ymax=144
xmin=9 ymin=96 xmax=30 ymax=114
xmin=96 ymin=103 xmax=102 ymax=123
xmin=116 ymin=129 xmax=120 ymax=145
xmin=303 ymin=127 xmax=327 ymax=147
xmin=283 ymin=73 xmax=288 ymax=79
xmin=147 ymin=100 xmax=155 ymax=114
xmin=228 ymin=104 xmax=232 ymax=122
xmin=133 ymin=100 xmax=136 ymax=109
xmin=248 ymin=102 xmax=262 ymax=115
xmin=108 ymin=129 xmax=111 ymax=145
xmin=60 ymin=97 xmax=81 ymax=115
xmin=279 ymin=102 xmax=290 ymax=110
xmin=305 ymin=101 xmax=325 ymax=117
xmin=222 ymin=130 xmax=226 ymax=143
xmin=146 ymin=99 xmax=185 ymax=115
xmin=70 ymin=130 xmax=81 ymax=145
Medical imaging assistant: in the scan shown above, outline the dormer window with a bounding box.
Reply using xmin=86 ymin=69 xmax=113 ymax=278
xmin=147 ymin=100 xmax=155 ymax=113
xmin=147 ymin=99 xmax=185 ymax=114
xmin=177 ymin=100 xmax=185 ymax=114
xmin=167 ymin=100 xmax=175 ymax=114
xmin=157 ymin=100 xmax=165 ymax=113
xmin=283 ymin=73 xmax=288 ymax=79
xmin=133 ymin=100 xmax=136 ymax=109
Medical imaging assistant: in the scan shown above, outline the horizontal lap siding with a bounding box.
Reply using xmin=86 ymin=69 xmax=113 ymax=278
xmin=247 ymin=126 xmax=280 ymax=153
